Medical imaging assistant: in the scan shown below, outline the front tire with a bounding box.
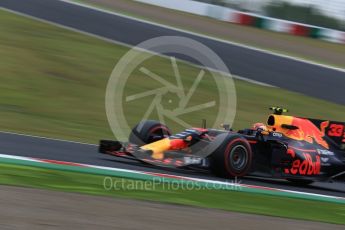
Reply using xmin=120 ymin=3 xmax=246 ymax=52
xmin=210 ymin=134 xmax=253 ymax=178
xmin=129 ymin=120 xmax=171 ymax=146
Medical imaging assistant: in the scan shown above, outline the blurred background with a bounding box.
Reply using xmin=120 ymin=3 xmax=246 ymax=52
xmin=197 ymin=0 xmax=345 ymax=30
xmin=0 ymin=0 xmax=345 ymax=228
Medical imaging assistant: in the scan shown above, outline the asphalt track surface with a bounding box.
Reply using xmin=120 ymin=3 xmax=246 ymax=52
xmin=0 ymin=0 xmax=345 ymax=197
xmin=1 ymin=0 xmax=345 ymax=105
xmin=2 ymin=186 xmax=344 ymax=229
xmin=1 ymin=132 xmax=344 ymax=197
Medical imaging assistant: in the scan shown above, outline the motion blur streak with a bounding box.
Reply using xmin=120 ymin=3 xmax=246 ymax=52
xmin=1 ymin=0 xmax=345 ymax=104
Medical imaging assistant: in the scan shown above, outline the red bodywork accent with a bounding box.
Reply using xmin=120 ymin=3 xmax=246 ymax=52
xmin=191 ymin=127 xmax=208 ymax=133
xmin=247 ymin=140 xmax=258 ymax=144
xmin=288 ymin=118 xmax=329 ymax=149
xmin=287 ymin=148 xmax=296 ymax=158
xmin=288 ymin=153 xmax=321 ymax=175
xmin=285 ymin=147 xmax=321 ymax=175
xmin=170 ymin=139 xmax=189 ymax=150
xmin=108 ymin=151 xmax=129 ymax=157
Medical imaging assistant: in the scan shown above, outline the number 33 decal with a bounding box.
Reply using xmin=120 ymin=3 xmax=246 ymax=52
xmin=328 ymin=124 xmax=345 ymax=142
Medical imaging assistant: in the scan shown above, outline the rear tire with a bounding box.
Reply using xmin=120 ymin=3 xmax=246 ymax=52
xmin=129 ymin=120 xmax=171 ymax=146
xmin=210 ymin=134 xmax=253 ymax=178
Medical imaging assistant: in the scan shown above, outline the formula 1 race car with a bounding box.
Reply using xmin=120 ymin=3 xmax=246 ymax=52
xmin=99 ymin=107 xmax=345 ymax=184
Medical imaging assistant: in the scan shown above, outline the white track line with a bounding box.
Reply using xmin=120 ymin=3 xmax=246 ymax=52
xmin=60 ymin=0 xmax=345 ymax=73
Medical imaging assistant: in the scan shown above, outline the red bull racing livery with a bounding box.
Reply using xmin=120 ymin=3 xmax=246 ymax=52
xmin=99 ymin=107 xmax=345 ymax=185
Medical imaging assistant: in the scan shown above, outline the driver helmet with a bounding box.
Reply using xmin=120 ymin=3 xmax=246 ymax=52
xmin=252 ymin=122 xmax=268 ymax=131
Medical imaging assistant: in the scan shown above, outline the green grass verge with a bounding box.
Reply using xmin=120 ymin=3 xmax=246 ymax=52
xmin=1 ymin=9 xmax=345 ymax=144
xmin=1 ymin=163 xmax=344 ymax=225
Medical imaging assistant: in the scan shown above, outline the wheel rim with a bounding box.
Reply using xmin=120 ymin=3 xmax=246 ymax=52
xmin=229 ymin=145 xmax=248 ymax=172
